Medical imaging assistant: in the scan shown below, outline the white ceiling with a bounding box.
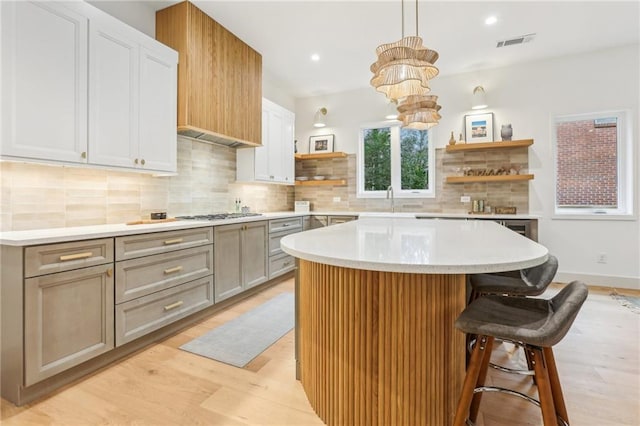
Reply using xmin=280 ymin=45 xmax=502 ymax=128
xmin=150 ymin=1 xmax=640 ymax=99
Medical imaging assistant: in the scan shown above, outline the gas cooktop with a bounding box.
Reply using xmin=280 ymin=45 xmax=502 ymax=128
xmin=175 ymin=213 xmax=263 ymax=221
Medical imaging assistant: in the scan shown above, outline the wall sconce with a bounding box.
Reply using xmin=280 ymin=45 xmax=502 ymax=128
xmin=313 ymin=107 xmax=327 ymax=127
xmin=471 ymin=86 xmax=488 ymax=110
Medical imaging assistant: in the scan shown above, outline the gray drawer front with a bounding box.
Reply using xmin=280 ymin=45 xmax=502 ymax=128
xmin=327 ymin=215 xmax=357 ymax=226
xmin=115 ymin=276 xmax=214 ymax=346
xmin=115 ymin=227 xmax=213 ymax=260
xmin=25 ymin=238 xmax=114 ymax=278
xmin=269 ymin=253 xmax=295 ymax=279
xmin=268 ymin=228 xmax=300 ymax=256
xmin=269 ymin=217 xmax=303 ymax=233
xmin=115 ymin=245 xmax=214 ymax=303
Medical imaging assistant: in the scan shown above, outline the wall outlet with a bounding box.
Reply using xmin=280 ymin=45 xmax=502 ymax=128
xmin=597 ymin=253 xmax=607 ymax=264
xmin=460 ymin=195 xmax=471 ymax=203
xmin=333 ymin=197 xmax=341 ymax=203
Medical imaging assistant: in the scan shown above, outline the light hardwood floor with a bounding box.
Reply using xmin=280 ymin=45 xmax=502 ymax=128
xmin=2 ymin=278 xmax=639 ymax=425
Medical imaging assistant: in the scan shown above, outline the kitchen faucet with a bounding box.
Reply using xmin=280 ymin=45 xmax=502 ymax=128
xmin=386 ymin=185 xmax=395 ymax=213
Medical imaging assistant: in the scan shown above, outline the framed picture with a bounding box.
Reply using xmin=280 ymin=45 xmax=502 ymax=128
xmin=309 ymin=134 xmax=335 ymax=153
xmin=464 ymin=113 xmax=494 ymax=143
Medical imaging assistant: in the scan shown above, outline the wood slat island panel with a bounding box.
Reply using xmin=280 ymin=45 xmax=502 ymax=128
xmin=298 ymin=260 xmax=466 ymax=426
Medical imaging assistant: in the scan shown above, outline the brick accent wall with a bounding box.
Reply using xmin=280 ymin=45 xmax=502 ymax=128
xmin=556 ymin=119 xmax=618 ymax=207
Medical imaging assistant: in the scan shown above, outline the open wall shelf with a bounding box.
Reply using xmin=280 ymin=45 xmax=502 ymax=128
xmin=445 ymin=174 xmax=534 ymax=184
xmin=295 ymin=152 xmax=348 ymax=160
xmin=445 ymin=139 xmax=533 ymax=153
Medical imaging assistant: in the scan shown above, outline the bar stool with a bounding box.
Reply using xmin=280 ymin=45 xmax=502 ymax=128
xmin=468 ymin=254 xmax=559 ymax=376
xmin=469 ymin=254 xmax=559 ymax=302
xmin=454 ymin=280 xmax=588 ymax=426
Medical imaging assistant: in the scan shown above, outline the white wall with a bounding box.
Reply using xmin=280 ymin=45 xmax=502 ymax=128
xmin=88 ymin=1 xmax=156 ymax=37
xmin=296 ymin=44 xmax=640 ymax=289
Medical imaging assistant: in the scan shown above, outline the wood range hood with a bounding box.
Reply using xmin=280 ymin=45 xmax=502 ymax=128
xmin=156 ymin=1 xmax=262 ymax=148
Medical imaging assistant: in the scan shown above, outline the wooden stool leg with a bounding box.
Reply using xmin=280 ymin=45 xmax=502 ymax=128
xmin=544 ymin=346 xmax=569 ymax=424
xmin=454 ymin=335 xmax=495 ymax=426
xmin=469 ymin=335 xmax=494 ymax=422
xmin=530 ymin=346 xmax=558 ymax=426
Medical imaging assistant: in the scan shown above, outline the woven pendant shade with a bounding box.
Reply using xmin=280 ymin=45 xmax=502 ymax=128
xmin=370 ymin=0 xmax=442 ymax=128
xmin=370 ymin=37 xmax=439 ymax=101
xmin=397 ymin=95 xmax=441 ymax=129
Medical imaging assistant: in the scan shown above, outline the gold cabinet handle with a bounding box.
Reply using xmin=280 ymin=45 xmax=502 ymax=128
xmin=163 ymin=301 xmax=184 ymax=311
xmin=164 ymin=238 xmax=183 ymax=245
xmin=59 ymin=252 xmax=93 ymax=261
xmin=106 ymin=268 xmax=113 ymax=277
xmin=134 ymin=158 xmax=139 ymax=164
xmin=81 ymin=151 xmax=87 ymax=159
xmin=164 ymin=266 xmax=183 ymax=275
xmin=282 ymin=261 xmax=291 ymax=266
xmin=141 ymin=159 xmax=146 ymax=166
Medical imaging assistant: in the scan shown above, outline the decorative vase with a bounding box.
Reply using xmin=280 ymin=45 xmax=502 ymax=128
xmin=501 ymin=124 xmax=513 ymax=141
xmin=449 ymin=131 xmax=456 ymax=145
xmin=459 ymin=133 xmax=465 ymax=143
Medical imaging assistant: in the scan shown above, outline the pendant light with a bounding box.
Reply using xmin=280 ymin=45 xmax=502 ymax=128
xmin=397 ymin=95 xmax=442 ymax=129
xmin=370 ymin=0 xmax=439 ymax=102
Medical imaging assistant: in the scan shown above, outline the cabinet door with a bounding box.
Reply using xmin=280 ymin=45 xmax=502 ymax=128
xmin=214 ymin=224 xmax=243 ymax=302
xmin=88 ymin=14 xmax=139 ymax=168
xmin=24 ymin=264 xmax=114 ymax=386
xmin=242 ymin=221 xmax=268 ymax=289
xmin=267 ymin=107 xmax=285 ymax=181
xmin=1 ymin=1 xmax=88 ymax=163
xmin=253 ymin=108 xmax=270 ymax=181
xmin=280 ymin=109 xmax=295 ymax=184
xmin=139 ymin=45 xmax=178 ymax=173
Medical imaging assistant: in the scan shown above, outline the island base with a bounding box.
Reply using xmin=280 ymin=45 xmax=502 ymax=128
xmin=298 ymin=260 xmax=466 ymax=426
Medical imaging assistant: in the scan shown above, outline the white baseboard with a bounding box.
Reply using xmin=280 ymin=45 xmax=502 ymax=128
xmin=555 ymin=272 xmax=640 ymax=290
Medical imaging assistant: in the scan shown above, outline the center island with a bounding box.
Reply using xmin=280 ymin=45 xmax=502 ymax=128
xmin=280 ymin=217 xmax=548 ymax=426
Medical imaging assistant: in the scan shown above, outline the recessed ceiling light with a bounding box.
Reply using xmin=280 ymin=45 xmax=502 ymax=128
xmin=485 ymin=16 xmax=497 ymax=25
xmin=311 ymin=54 xmax=320 ymax=62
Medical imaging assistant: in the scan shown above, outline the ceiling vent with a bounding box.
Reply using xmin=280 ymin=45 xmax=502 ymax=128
xmin=496 ymin=33 xmax=536 ymax=48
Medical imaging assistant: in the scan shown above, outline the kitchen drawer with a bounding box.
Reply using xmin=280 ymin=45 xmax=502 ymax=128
xmin=269 ymin=217 xmax=303 ymax=234
xmin=269 ymin=252 xmax=295 ymax=279
xmin=268 ymin=228 xmax=300 ymax=257
xmin=115 ymin=275 xmax=214 ymax=346
xmin=115 ymin=244 xmax=213 ymax=303
xmin=327 ymin=215 xmax=357 ymax=226
xmin=115 ymin=227 xmax=213 ymax=260
xmin=25 ymin=238 xmax=114 ymax=278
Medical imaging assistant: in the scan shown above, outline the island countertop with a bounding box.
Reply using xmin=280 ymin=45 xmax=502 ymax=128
xmin=281 ymin=217 xmax=548 ymax=274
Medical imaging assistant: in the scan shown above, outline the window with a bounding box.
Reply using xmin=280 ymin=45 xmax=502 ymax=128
xmin=357 ymin=123 xmax=434 ymax=198
xmin=553 ymin=111 xmax=633 ymax=218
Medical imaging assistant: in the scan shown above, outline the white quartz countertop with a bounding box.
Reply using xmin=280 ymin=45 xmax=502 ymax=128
xmin=280 ymin=217 xmax=548 ymax=274
xmin=0 ymin=211 xmax=539 ymax=246
xmin=0 ymin=212 xmax=300 ymax=246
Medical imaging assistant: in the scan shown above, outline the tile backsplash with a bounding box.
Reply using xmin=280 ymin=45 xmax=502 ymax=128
xmin=0 ymin=141 xmax=529 ymax=232
xmin=0 ymin=137 xmax=294 ymax=231
xmin=294 ymin=148 xmax=529 ymax=213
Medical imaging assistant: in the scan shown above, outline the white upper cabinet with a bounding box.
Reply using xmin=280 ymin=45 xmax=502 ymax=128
xmin=237 ymin=98 xmax=295 ymax=184
xmin=0 ymin=1 xmax=178 ymax=173
xmin=1 ymin=2 xmax=89 ymax=163
xmin=88 ymin=10 xmax=177 ymax=172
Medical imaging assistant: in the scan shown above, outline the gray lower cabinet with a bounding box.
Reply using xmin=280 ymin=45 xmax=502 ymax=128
xmin=214 ymin=221 xmax=268 ymax=303
xmin=24 ymin=263 xmax=114 ymax=386
xmin=303 ymin=215 xmax=327 ymax=230
xmin=327 ymin=215 xmax=358 ymax=225
xmin=114 ymin=228 xmax=215 ymax=346
xmin=268 ymin=217 xmax=302 ymax=279
xmin=115 ymin=276 xmax=214 ymax=345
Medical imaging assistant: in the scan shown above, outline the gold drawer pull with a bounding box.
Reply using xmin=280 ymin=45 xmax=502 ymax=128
xmin=59 ymin=252 xmax=93 ymax=261
xmin=282 ymin=261 xmax=291 ymax=266
xmin=164 ymin=266 xmax=183 ymax=275
xmin=164 ymin=238 xmax=183 ymax=245
xmin=164 ymin=301 xmax=184 ymax=311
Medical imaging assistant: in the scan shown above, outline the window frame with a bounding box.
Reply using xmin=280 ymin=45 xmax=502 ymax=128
xmin=357 ymin=121 xmax=435 ymax=199
xmin=552 ymin=110 xmax=634 ymax=220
